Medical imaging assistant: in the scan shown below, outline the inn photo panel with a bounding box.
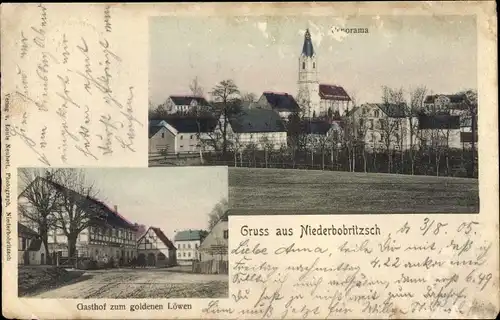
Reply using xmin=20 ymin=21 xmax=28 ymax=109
xmin=16 ymin=167 xmax=229 ymax=299
xmin=148 ymin=15 xmax=479 ymax=214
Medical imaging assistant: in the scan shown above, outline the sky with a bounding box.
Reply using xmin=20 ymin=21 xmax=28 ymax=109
xmin=18 ymin=167 xmax=228 ymax=241
xmin=149 ymin=15 xmax=477 ymax=107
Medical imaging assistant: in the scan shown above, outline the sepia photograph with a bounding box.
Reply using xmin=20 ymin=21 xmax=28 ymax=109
xmin=16 ymin=167 xmax=229 ymax=299
xmin=148 ymin=15 xmax=479 ymax=214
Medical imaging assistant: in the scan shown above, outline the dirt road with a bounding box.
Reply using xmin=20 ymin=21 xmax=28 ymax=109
xmin=28 ymin=268 xmax=228 ymax=299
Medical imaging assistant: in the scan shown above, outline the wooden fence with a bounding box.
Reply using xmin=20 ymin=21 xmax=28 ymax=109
xmin=192 ymin=260 xmax=228 ymax=274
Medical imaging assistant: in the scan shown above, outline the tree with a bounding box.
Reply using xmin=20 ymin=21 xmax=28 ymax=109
xmin=354 ymin=112 xmax=370 ymax=172
xmin=209 ymin=80 xmax=241 ymax=155
xmin=381 ymin=86 xmax=406 ymax=173
xmin=241 ymin=92 xmax=257 ymax=102
xmin=260 ymin=136 xmax=275 ymax=168
xmin=207 ymin=198 xmax=228 ymax=230
xmin=462 ymin=89 xmax=478 ymax=177
xmin=408 ymin=86 xmax=427 ymax=175
xmin=51 ymin=169 xmax=103 ymax=259
xmin=18 ymin=168 xmax=62 ymax=263
xmin=189 ymin=76 xmax=204 ymax=97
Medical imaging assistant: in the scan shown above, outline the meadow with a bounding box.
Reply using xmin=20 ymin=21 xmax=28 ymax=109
xmin=228 ymin=167 xmax=479 ymax=214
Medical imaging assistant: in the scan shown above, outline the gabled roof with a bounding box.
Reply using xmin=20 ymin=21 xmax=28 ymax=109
xmin=302 ymin=29 xmax=314 ymax=57
xmin=424 ymin=94 xmax=467 ymax=104
xmin=18 ymin=222 xmax=39 ymax=238
xmin=319 ymin=84 xmax=351 ymax=101
xmin=27 ymin=238 xmax=43 ymax=251
xmin=174 ymin=229 xmax=208 ymax=241
xmin=170 ymin=96 xmax=211 ymax=107
xmin=149 ymin=126 xmax=165 ymax=139
xmin=361 ymin=103 xmax=408 ymax=118
xmin=229 ymin=109 xmax=286 ymax=133
xmin=300 ymin=120 xmax=338 ymax=135
xmin=261 ymin=92 xmax=300 ymax=112
xmin=165 ymin=117 xmax=218 ymax=133
xmin=139 ymin=227 xmax=176 ymax=250
xmin=418 ymin=114 xmax=461 ymax=130
xmin=38 ymin=178 xmax=137 ymax=230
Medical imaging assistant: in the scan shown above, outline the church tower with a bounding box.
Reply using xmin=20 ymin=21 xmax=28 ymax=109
xmin=298 ymin=29 xmax=320 ymax=117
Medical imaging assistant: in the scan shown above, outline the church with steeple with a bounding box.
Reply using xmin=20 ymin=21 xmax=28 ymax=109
xmin=297 ymin=29 xmax=352 ymax=118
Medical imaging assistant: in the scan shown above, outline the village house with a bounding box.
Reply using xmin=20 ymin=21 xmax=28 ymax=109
xmin=18 ymin=222 xmax=47 ymax=265
xmin=351 ymin=103 xmax=416 ymax=151
xmin=137 ymin=227 xmax=177 ymax=267
xmin=227 ymin=108 xmax=288 ymax=150
xmin=299 ymin=119 xmax=343 ymax=150
xmin=198 ymin=213 xmax=229 ymax=263
xmin=297 ymin=29 xmax=352 ymax=118
xmin=163 ymin=95 xmax=212 ymax=114
xmin=253 ymin=92 xmax=301 ymax=120
xmin=418 ymin=114 xmax=464 ymax=149
xmin=174 ymin=229 xmax=208 ymax=266
xmin=18 ymin=178 xmax=138 ymax=265
xmin=148 ymin=117 xmax=218 ymax=154
xmin=423 ymin=93 xmax=468 ymax=116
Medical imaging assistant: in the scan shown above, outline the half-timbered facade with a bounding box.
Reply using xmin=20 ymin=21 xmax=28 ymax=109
xmin=137 ymin=227 xmax=177 ymax=267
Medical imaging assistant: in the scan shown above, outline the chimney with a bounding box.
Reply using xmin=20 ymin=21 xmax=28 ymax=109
xmin=114 ymin=205 xmax=118 ymax=212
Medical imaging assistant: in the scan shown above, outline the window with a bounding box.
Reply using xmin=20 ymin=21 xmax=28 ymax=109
xmin=369 ymin=120 xmax=374 ymax=130
xmin=190 ymin=135 xmax=193 ymax=139
xmin=188 ymin=244 xmax=191 ymax=249
xmin=161 ymin=133 xmax=165 ymax=138
xmin=177 ymin=252 xmax=181 ymax=257
xmin=379 ymin=119 xmax=385 ymax=130
xmin=313 ymin=62 xmax=315 ymax=69
xmin=223 ymin=230 xmax=229 ymax=239
xmin=302 ymin=62 xmax=305 ymax=69
xmin=374 ymin=110 xmax=380 ymax=118
xmin=195 ymin=243 xmax=199 ymax=249
xmin=187 ymin=252 xmax=191 ymax=258
xmin=183 ymin=252 xmax=186 ymax=257
xmin=180 ymin=135 xmax=183 ymax=140
xmin=359 ymin=119 xmax=364 ymax=128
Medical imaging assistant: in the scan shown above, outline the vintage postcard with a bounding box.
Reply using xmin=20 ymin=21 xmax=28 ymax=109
xmin=2 ymin=2 xmax=499 ymax=320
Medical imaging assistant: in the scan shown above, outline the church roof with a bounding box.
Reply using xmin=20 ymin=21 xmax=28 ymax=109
xmin=319 ymin=84 xmax=351 ymax=101
xmin=261 ymin=92 xmax=300 ymax=112
xmin=302 ymin=29 xmax=314 ymax=57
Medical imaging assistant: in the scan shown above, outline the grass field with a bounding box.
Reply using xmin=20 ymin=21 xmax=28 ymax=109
xmin=228 ymin=168 xmax=479 ymax=214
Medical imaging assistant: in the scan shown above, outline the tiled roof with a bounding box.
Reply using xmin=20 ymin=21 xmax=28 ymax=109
xmin=418 ymin=114 xmax=461 ymax=130
xmin=18 ymin=222 xmax=38 ymax=237
xmin=144 ymin=227 xmax=176 ymax=250
xmin=319 ymin=84 xmax=351 ymax=101
xmin=174 ymin=229 xmax=208 ymax=241
xmin=300 ymin=120 xmax=336 ymax=135
xmin=149 ymin=126 xmax=165 ymax=138
xmin=424 ymin=94 xmax=467 ymax=104
xmin=41 ymin=178 xmax=137 ymax=230
xmin=165 ymin=117 xmax=218 ymax=133
xmin=229 ymin=109 xmax=286 ymax=133
xmin=302 ymin=29 xmax=314 ymax=57
xmin=261 ymin=92 xmax=300 ymax=112
xmin=170 ymin=96 xmax=211 ymax=107
xmin=378 ymin=103 xmax=408 ymax=118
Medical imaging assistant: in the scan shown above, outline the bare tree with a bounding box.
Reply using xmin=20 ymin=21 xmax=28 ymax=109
xmin=408 ymin=86 xmax=427 ymax=175
xmin=462 ymin=89 xmax=478 ymax=177
xmin=51 ymin=169 xmax=104 ymax=259
xmin=260 ymin=136 xmax=275 ymax=168
xmin=209 ymin=80 xmax=241 ymax=155
xmin=355 ymin=112 xmax=370 ymax=172
xmin=241 ymin=92 xmax=257 ymax=102
xmin=18 ymin=168 xmax=62 ymax=263
xmin=189 ymin=77 xmax=204 ymax=97
xmin=207 ymin=198 xmax=228 ymax=230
